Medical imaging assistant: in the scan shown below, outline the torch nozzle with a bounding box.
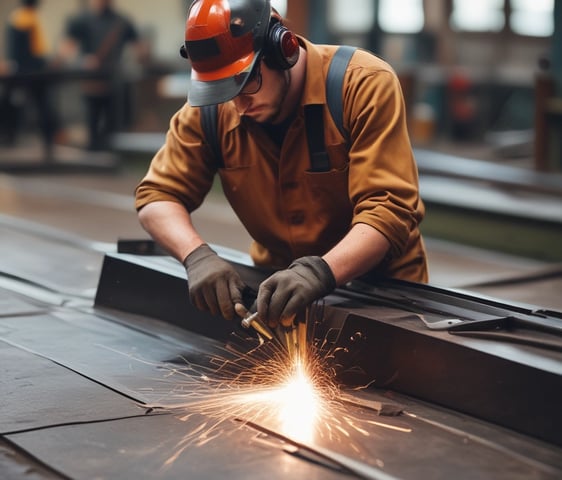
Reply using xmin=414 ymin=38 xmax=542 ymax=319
xmin=240 ymin=309 xmax=309 ymax=360
xmin=240 ymin=311 xmax=275 ymax=341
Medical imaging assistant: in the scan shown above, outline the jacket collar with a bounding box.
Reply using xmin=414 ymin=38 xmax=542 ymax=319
xmin=298 ymin=36 xmax=327 ymax=107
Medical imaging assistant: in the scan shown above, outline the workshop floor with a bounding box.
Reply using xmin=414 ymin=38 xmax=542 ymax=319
xmin=0 ymin=139 xmax=561 ymax=311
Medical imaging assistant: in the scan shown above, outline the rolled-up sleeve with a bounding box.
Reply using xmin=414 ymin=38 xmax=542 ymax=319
xmin=135 ymin=103 xmax=216 ymax=213
xmin=345 ymin=60 xmax=423 ymax=258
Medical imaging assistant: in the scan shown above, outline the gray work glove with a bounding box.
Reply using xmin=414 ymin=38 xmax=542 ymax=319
xmin=183 ymin=244 xmax=246 ymax=321
xmin=257 ymin=256 xmax=336 ymax=328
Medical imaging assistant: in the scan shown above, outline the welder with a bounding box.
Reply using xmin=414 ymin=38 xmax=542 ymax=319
xmin=135 ymin=0 xmax=428 ymax=337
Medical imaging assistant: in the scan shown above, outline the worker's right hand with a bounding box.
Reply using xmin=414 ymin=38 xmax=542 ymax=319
xmin=256 ymin=256 xmax=336 ymax=328
xmin=183 ymin=244 xmax=246 ymax=321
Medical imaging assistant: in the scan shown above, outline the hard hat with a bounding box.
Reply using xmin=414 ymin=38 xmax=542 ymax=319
xmin=183 ymin=0 xmax=272 ymax=107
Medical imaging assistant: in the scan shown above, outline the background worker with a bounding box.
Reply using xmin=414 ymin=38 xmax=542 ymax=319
xmin=59 ymin=0 xmax=148 ymax=151
xmin=135 ymin=0 xmax=428 ymax=328
xmin=3 ymin=0 xmax=61 ymax=160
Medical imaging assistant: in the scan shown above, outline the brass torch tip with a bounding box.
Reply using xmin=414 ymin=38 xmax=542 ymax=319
xmin=241 ymin=311 xmax=258 ymax=329
xmin=241 ymin=312 xmax=274 ymax=341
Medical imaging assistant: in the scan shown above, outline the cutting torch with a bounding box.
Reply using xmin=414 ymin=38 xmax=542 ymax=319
xmin=240 ymin=309 xmax=308 ymax=360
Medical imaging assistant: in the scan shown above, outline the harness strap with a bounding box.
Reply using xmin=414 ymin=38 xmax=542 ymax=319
xmin=326 ymin=45 xmax=356 ymax=141
xmin=200 ymin=104 xmax=223 ymax=168
xmin=304 ymin=104 xmax=330 ymax=172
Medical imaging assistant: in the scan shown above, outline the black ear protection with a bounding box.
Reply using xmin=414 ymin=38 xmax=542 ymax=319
xmin=262 ymin=17 xmax=300 ymax=70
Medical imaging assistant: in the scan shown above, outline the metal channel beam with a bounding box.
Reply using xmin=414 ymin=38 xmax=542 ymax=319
xmin=94 ymin=252 xmax=562 ymax=447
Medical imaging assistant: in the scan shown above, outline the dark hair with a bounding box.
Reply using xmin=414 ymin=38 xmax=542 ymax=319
xmin=22 ymin=0 xmax=39 ymax=7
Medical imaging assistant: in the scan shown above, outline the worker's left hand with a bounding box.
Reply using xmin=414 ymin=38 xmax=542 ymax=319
xmin=256 ymin=256 xmax=336 ymax=328
xmin=183 ymin=244 xmax=246 ymax=321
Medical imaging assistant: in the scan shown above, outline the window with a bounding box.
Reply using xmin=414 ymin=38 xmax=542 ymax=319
xmin=450 ymin=0 xmax=504 ymax=32
xmin=510 ymin=0 xmax=554 ymax=37
xmin=327 ymin=0 xmax=375 ymax=33
xmin=379 ymin=0 xmax=424 ymax=33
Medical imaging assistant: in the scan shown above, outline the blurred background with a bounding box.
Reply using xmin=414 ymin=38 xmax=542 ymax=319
xmin=0 ymin=0 xmax=561 ymax=306
xmin=1 ymin=0 xmax=560 ymax=163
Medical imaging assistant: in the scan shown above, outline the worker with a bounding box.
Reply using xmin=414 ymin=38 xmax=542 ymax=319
xmin=135 ymin=0 xmax=428 ymax=329
xmin=4 ymin=0 xmax=62 ymax=159
xmin=59 ymin=0 xmax=148 ymax=151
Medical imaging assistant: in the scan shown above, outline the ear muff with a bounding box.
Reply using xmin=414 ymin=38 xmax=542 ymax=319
xmin=263 ymin=19 xmax=300 ymax=70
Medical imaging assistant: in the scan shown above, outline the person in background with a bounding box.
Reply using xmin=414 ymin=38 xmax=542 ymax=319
xmin=135 ymin=0 xmax=428 ymax=328
xmin=4 ymin=0 xmax=61 ymax=160
xmin=59 ymin=0 xmax=148 ymax=151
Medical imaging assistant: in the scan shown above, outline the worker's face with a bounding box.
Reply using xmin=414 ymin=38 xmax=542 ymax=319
xmin=232 ymin=60 xmax=291 ymax=125
xmin=88 ymin=0 xmax=111 ymax=13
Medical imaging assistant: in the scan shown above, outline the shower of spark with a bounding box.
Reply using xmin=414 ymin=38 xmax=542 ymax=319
xmin=151 ymin=339 xmax=340 ymax=449
xmin=121 ymin=304 xmax=411 ymax=468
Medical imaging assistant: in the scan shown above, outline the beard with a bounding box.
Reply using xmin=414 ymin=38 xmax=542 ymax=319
xmin=237 ymin=69 xmax=292 ymax=125
xmin=265 ymin=70 xmax=291 ymax=124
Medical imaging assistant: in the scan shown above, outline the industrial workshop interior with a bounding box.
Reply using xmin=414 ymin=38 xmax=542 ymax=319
xmin=1 ymin=0 xmax=561 ymax=479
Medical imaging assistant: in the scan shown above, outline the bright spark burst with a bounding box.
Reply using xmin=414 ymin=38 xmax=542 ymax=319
xmin=142 ymin=334 xmax=356 ymax=454
xmin=150 ymin=340 xmax=340 ymax=448
xmin=120 ymin=310 xmax=411 ymax=468
xmin=276 ymin=359 xmax=321 ymax=442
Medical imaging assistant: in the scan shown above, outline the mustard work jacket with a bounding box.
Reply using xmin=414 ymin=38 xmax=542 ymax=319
xmin=136 ymin=38 xmax=428 ymax=282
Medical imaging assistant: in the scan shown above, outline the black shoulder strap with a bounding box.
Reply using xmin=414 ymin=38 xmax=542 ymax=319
xmin=303 ymin=45 xmax=357 ymax=172
xmin=200 ymin=104 xmax=223 ymax=168
xmin=326 ymin=45 xmax=357 ymax=140
xmin=199 ymin=45 xmax=357 ymax=170
xmin=304 ymin=104 xmax=330 ymax=172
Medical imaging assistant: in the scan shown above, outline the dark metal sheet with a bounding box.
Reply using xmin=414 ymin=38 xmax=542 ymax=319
xmin=0 ymin=341 xmax=143 ymax=434
xmin=0 ymin=225 xmax=103 ymax=297
xmin=6 ymin=414 xmax=350 ymax=480
xmin=6 ymin=396 xmax=561 ymax=480
xmin=0 ymin=310 xmax=231 ymax=405
xmin=0 ymin=287 xmax=47 ymax=317
xmin=0 ymin=438 xmax=63 ymax=480
xmin=2 ymin=285 xmax=561 ymax=478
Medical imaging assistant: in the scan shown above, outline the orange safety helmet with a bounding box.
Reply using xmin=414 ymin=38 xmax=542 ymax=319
xmin=182 ymin=0 xmax=299 ymax=106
